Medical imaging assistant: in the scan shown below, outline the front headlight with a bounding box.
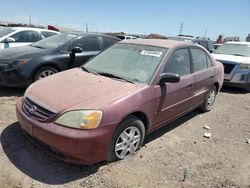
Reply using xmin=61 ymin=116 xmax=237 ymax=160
xmin=240 ymin=63 xmax=250 ymax=70
xmin=55 ymin=110 xmax=103 ymax=129
xmin=11 ymin=58 xmax=31 ymax=68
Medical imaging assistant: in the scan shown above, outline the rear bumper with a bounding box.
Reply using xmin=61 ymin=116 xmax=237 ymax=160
xmin=16 ymin=99 xmax=116 ymax=165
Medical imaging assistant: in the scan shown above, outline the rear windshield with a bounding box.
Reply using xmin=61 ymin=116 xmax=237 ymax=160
xmin=0 ymin=28 xmax=14 ymax=38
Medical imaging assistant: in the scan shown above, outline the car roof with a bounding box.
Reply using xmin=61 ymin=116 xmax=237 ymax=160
xmin=119 ymin=39 xmax=199 ymax=49
xmin=11 ymin=27 xmax=59 ymax=33
xmin=66 ymin=32 xmax=120 ymax=39
xmin=225 ymin=41 xmax=250 ymax=45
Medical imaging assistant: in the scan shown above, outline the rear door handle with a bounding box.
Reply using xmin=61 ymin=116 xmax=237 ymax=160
xmin=210 ymin=75 xmax=214 ymax=79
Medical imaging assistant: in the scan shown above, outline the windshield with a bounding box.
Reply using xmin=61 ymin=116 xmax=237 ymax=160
xmin=84 ymin=43 xmax=168 ymax=84
xmin=215 ymin=43 xmax=250 ymax=57
xmin=32 ymin=33 xmax=77 ymax=49
xmin=0 ymin=28 xmax=14 ymax=38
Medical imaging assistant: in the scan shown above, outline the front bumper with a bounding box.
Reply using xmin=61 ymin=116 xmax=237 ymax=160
xmin=16 ymin=99 xmax=116 ymax=165
xmin=222 ymin=63 xmax=250 ymax=91
xmin=0 ymin=67 xmax=31 ymax=87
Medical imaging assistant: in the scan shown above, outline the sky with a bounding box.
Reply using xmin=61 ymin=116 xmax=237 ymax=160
xmin=0 ymin=0 xmax=249 ymax=41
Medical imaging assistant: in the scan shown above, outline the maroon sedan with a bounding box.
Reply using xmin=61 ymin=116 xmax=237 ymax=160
xmin=16 ymin=39 xmax=224 ymax=165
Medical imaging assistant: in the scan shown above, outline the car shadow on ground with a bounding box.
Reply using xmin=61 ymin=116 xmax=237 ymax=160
xmin=0 ymin=86 xmax=25 ymax=97
xmin=0 ymin=122 xmax=106 ymax=185
xmin=220 ymin=86 xmax=248 ymax=94
xmin=144 ymin=109 xmax=201 ymax=144
xmin=1 ymin=110 xmax=202 ymax=185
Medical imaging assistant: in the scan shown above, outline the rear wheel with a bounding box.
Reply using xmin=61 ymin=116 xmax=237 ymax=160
xmin=107 ymin=116 xmax=145 ymax=162
xmin=34 ymin=66 xmax=58 ymax=81
xmin=200 ymin=85 xmax=217 ymax=112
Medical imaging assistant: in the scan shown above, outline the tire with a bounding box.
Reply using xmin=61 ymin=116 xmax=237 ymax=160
xmin=107 ymin=115 xmax=145 ymax=162
xmin=34 ymin=66 xmax=58 ymax=82
xmin=200 ymin=85 xmax=217 ymax=112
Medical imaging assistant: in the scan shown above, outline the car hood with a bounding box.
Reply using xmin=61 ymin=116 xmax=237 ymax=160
xmin=0 ymin=46 xmax=48 ymax=62
xmin=26 ymin=68 xmax=146 ymax=113
xmin=212 ymin=53 xmax=250 ymax=64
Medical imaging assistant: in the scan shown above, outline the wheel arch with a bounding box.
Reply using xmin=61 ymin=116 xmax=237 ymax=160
xmin=32 ymin=63 xmax=61 ymax=81
xmin=120 ymin=111 xmax=150 ymax=133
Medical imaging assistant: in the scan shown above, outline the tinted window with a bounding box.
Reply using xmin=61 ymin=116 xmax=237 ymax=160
xmin=41 ymin=31 xmax=57 ymax=38
xmin=11 ymin=31 xmax=39 ymax=42
xmin=102 ymin=36 xmax=119 ymax=49
xmin=32 ymin=33 xmax=76 ymax=49
xmin=164 ymin=48 xmax=191 ymax=76
xmin=73 ymin=37 xmax=100 ymax=51
xmin=191 ymin=48 xmax=208 ymax=72
xmin=116 ymin=36 xmax=125 ymax=40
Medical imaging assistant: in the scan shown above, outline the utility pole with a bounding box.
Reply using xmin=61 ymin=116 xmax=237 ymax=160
xmin=204 ymin=28 xmax=208 ymax=37
xmin=86 ymin=23 xmax=88 ymax=32
xmin=179 ymin=22 xmax=183 ymax=35
xmin=29 ymin=14 xmax=31 ymax=26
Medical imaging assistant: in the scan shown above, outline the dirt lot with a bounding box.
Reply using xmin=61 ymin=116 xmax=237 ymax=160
xmin=0 ymin=85 xmax=249 ymax=188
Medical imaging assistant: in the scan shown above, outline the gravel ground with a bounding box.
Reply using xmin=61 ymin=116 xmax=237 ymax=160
xmin=0 ymin=85 xmax=249 ymax=188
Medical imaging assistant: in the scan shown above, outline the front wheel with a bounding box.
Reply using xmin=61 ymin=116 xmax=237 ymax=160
xmin=107 ymin=116 xmax=145 ymax=162
xmin=200 ymin=85 xmax=217 ymax=112
xmin=34 ymin=66 xmax=58 ymax=82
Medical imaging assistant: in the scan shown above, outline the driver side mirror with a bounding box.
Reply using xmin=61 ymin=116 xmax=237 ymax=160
xmin=5 ymin=37 xmax=15 ymax=43
xmin=158 ymin=73 xmax=180 ymax=85
xmin=71 ymin=46 xmax=83 ymax=54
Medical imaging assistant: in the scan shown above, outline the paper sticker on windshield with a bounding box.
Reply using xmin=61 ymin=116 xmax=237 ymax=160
xmin=140 ymin=50 xmax=162 ymax=57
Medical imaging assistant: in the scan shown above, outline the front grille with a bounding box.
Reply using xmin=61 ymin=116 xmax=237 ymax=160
xmin=22 ymin=97 xmax=56 ymax=122
xmin=221 ymin=62 xmax=236 ymax=74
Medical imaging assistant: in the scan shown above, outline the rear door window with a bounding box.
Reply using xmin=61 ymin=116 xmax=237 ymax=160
xmin=190 ymin=48 xmax=208 ymax=72
xmin=71 ymin=37 xmax=101 ymax=51
xmin=11 ymin=31 xmax=39 ymax=42
xmin=102 ymin=36 xmax=119 ymax=49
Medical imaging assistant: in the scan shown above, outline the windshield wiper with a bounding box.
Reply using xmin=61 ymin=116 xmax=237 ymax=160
xmin=81 ymin=67 xmax=98 ymax=75
xmin=97 ymin=72 xmax=134 ymax=84
xmin=232 ymin=54 xmax=245 ymax=57
xmin=32 ymin=45 xmax=44 ymax=49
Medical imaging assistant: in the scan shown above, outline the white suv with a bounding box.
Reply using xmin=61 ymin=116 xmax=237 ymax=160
xmin=0 ymin=27 xmax=59 ymax=50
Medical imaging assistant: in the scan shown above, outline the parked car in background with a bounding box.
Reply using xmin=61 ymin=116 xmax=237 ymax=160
xmin=116 ymin=35 xmax=138 ymax=40
xmin=212 ymin=42 xmax=250 ymax=91
xmin=0 ymin=27 xmax=59 ymax=50
xmin=214 ymin=43 xmax=222 ymax=50
xmin=168 ymin=36 xmax=215 ymax=53
xmin=0 ymin=33 xmax=120 ymax=87
xmin=246 ymin=34 xmax=250 ymax=42
xmin=0 ymin=26 xmax=6 ymax=30
xmin=16 ymin=39 xmax=223 ymax=165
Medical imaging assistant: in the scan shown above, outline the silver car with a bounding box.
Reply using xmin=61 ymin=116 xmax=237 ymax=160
xmin=212 ymin=42 xmax=250 ymax=91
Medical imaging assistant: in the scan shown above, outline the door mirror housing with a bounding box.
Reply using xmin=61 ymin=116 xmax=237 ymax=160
xmin=5 ymin=37 xmax=15 ymax=43
xmin=71 ymin=46 xmax=83 ymax=54
xmin=158 ymin=73 xmax=180 ymax=85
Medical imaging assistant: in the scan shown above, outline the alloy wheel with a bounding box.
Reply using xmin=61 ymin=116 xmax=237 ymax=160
xmin=38 ymin=70 xmax=57 ymax=79
xmin=207 ymin=89 xmax=216 ymax=110
xmin=115 ymin=126 xmax=141 ymax=159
